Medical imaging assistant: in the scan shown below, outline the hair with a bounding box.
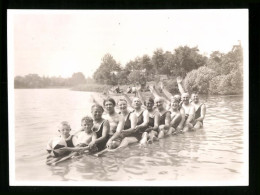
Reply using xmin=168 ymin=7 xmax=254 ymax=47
xmin=171 ymin=97 xmax=179 ymax=103
xmin=154 ymin=97 xmax=164 ymax=103
xmin=117 ymin=98 xmax=127 ymax=105
xmin=144 ymin=97 xmax=154 ymax=106
xmin=81 ymin=115 xmax=93 ymax=123
xmin=181 ymin=92 xmax=190 ymax=98
xmin=58 ymin=121 xmax=71 ymax=130
xmin=103 ymin=98 xmax=116 ymax=107
xmin=91 ymin=104 xmax=104 ymax=113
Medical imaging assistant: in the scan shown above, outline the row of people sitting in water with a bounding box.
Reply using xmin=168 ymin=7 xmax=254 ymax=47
xmin=46 ymin=77 xmax=206 ymax=165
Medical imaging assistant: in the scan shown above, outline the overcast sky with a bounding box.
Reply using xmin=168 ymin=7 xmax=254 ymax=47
xmin=8 ymin=9 xmax=248 ymax=78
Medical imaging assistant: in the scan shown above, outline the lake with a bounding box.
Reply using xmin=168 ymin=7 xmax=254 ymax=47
xmin=11 ymin=89 xmax=247 ymax=185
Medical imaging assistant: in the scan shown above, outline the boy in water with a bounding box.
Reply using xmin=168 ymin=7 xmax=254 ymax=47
xmin=46 ymin=121 xmax=74 ymax=165
xmin=62 ymin=116 xmax=97 ymax=153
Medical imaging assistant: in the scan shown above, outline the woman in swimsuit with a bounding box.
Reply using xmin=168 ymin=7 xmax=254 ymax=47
xmin=142 ymin=97 xmax=160 ymax=143
xmin=107 ymin=99 xmax=138 ymax=150
xmin=90 ymin=104 xmax=110 ymax=152
xmin=191 ymin=93 xmax=206 ymax=130
xmin=169 ymin=97 xmax=182 ymax=134
xmin=154 ymin=97 xmax=172 ymax=139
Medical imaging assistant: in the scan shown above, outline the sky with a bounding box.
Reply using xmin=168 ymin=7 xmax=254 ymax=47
xmin=8 ymin=9 xmax=248 ymax=78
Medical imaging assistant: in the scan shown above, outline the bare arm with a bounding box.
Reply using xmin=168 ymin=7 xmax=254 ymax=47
xmin=177 ymin=108 xmax=185 ymax=129
xmin=136 ymin=89 xmax=145 ymax=105
xmin=176 ymin=76 xmax=186 ymax=95
xmin=122 ymin=93 xmax=134 ymax=109
xmin=164 ymin=112 xmax=171 ymax=129
xmin=186 ymin=106 xmax=195 ymax=124
xmin=107 ymin=116 xmax=125 ymax=143
xmin=170 ymin=112 xmax=182 ymax=127
xmin=160 ymin=82 xmax=172 ymax=101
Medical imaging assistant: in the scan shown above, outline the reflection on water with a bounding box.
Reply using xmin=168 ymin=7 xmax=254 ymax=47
xmin=13 ymin=89 xmax=245 ymax=182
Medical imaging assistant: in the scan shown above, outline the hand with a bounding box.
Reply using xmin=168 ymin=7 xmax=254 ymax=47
xmin=59 ymin=147 xmax=68 ymax=151
xmin=106 ymin=140 xmax=112 ymax=148
xmin=88 ymin=142 xmax=95 ymax=149
xmin=176 ymin=76 xmax=183 ymax=84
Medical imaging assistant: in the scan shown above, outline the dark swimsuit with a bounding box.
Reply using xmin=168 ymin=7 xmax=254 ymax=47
xmin=194 ymin=104 xmax=204 ymax=125
xmin=159 ymin=111 xmax=170 ymax=125
xmin=122 ymin=111 xmax=143 ymax=141
xmin=93 ymin=120 xmax=109 ymax=151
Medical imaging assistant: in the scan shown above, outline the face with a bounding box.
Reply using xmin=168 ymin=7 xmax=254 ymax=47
xmin=118 ymin=100 xmax=127 ymax=111
xmin=155 ymin=98 xmax=163 ymax=109
xmin=182 ymin=93 xmax=189 ymax=104
xmin=59 ymin=125 xmax=71 ymax=137
xmin=192 ymin=94 xmax=199 ymax=103
xmin=104 ymin=101 xmax=115 ymax=113
xmin=92 ymin=107 xmax=103 ymax=120
xmin=133 ymin=98 xmax=142 ymax=109
xmin=82 ymin=121 xmax=93 ymax=133
xmin=171 ymin=101 xmax=179 ymax=110
xmin=146 ymin=101 xmax=154 ymax=110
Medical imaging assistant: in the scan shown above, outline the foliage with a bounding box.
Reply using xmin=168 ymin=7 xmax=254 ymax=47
xmin=183 ymin=66 xmax=217 ymax=94
xmin=127 ymin=70 xmax=144 ymax=84
xmin=93 ymin=53 xmax=122 ymax=85
xmin=164 ymin=78 xmax=179 ymax=94
xmin=14 ymin=72 xmax=87 ymax=88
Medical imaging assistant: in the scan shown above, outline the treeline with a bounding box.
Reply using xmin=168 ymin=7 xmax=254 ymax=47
xmin=93 ymin=44 xmax=243 ymax=95
xmin=14 ymin=72 xmax=94 ymax=88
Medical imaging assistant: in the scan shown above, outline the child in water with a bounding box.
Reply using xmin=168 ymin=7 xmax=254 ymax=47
xmin=61 ymin=116 xmax=97 ymax=153
xmin=46 ymin=121 xmax=74 ymax=165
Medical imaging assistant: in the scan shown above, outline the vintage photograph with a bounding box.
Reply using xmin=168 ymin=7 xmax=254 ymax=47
xmin=8 ymin=9 xmax=248 ymax=186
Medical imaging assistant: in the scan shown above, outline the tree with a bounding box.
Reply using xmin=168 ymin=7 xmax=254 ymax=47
xmin=127 ymin=70 xmax=143 ymax=84
xmin=173 ymin=46 xmax=208 ymax=76
xmin=93 ymin=53 xmax=121 ymax=85
xmin=152 ymin=48 xmax=164 ymax=74
xmin=70 ymin=72 xmax=86 ymax=86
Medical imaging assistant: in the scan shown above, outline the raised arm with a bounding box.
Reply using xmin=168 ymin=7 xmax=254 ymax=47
xmin=160 ymin=82 xmax=172 ymax=101
xmin=122 ymin=93 xmax=133 ymax=109
xmin=176 ymin=76 xmax=186 ymax=95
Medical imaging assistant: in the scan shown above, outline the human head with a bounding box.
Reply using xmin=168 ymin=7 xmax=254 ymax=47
xmin=154 ymin=97 xmax=164 ymax=110
xmin=58 ymin=121 xmax=71 ymax=138
xmin=81 ymin=116 xmax=94 ymax=133
xmin=181 ymin=93 xmax=190 ymax=105
xmin=91 ymin=104 xmax=104 ymax=120
xmin=117 ymin=99 xmax=128 ymax=112
xmin=103 ymin=98 xmax=116 ymax=114
xmin=171 ymin=95 xmax=181 ymax=103
xmin=170 ymin=97 xmax=179 ymax=110
xmin=132 ymin=97 xmax=142 ymax=110
xmin=191 ymin=93 xmax=199 ymax=103
xmin=144 ymin=97 xmax=154 ymax=111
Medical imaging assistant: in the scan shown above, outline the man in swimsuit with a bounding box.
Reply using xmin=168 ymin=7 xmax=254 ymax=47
xmin=102 ymin=98 xmax=125 ymax=148
xmin=177 ymin=93 xmax=195 ymax=132
xmin=191 ymin=93 xmax=206 ymax=130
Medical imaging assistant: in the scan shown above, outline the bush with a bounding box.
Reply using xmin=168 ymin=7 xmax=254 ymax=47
xmin=209 ymin=70 xmax=243 ymax=95
xmin=183 ymin=66 xmax=217 ymax=94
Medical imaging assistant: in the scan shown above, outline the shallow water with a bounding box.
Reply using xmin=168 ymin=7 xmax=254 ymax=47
xmin=13 ymin=89 xmax=246 ymax=184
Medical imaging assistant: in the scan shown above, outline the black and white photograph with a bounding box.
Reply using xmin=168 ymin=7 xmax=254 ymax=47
xmin=8 ymin=9 xmax=248 ymax=186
